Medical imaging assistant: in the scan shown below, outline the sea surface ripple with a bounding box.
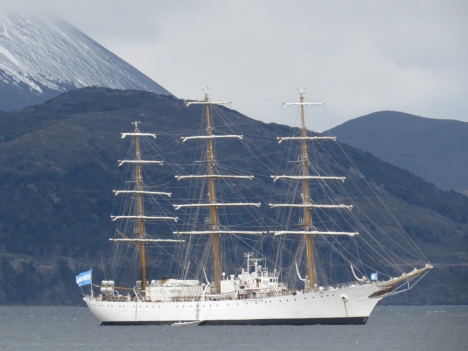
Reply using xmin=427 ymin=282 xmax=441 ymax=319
xmin=0 ymin=305 xmax=466 ymax=351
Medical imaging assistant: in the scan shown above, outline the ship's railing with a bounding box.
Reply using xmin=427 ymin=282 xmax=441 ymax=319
xmin=87 ymin=280 xmax=375 ymax=303
xmin=303 ymin=280 xmax=373 ymax=294
xmin=255 ymin=271 xmax=279 ymax=278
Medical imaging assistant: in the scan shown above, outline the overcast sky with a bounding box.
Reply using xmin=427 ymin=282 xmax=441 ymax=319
xmin=4 ymin=0 xmax=468 ymax=131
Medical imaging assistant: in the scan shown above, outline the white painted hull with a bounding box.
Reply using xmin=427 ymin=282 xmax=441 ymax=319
xmin=85 ymin=283 xmax=384 ymax=325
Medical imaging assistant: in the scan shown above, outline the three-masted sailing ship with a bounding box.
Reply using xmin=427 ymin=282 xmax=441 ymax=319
xmin=83 ymin=89 xmax=432 ymax=325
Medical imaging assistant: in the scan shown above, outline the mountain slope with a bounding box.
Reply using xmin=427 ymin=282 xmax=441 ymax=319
xmin=0 ymin=13 xmax=171 ymax=112
xmin=0 ymin=88 xmax=466 ymax=306
xmin=328 ymin=111 xmax=468 ymax=192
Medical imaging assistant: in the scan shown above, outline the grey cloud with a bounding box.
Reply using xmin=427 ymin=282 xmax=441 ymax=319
xmin=1 ymin=0 xmax=466 ymax=131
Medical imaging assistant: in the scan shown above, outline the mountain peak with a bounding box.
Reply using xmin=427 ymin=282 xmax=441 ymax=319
xmin=328 ymin=111 xmax=468 ymax=192
xmin=0 ymin=13 xmax=171 ymax=111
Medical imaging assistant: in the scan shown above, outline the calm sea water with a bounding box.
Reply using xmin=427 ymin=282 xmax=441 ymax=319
xmin=0 ymin=305 xmax=466 ymax=351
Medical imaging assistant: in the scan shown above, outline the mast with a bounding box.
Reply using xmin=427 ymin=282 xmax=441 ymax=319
xmin=298 ymin=89 xmax=316 ymax=288
xmin=270 ymin=89 xmax=357 ymax=289
xmin=133 ymin=121 xmax=148 ymax=294
xmin=204 ymin=90 xmax=222 ymax=294
xmin=111 ymin=122 xmax=179 ymax=297
xmin=174 ymin=88 xmax=265 ymax=294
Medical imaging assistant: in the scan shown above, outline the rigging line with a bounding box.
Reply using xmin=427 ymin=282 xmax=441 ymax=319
xmin=312 ymin=140 xmax=423 ymax=266
xmin=353 ymin=233 xmax=367 ymax=275
xmin=325 ymin=205 xmax=401 ymax=275
xmin=322 ymin=165 xmax=424 ymax=266
xmin=159 ymin=105 xmax=185 ymax=132
xmin=212 ymin=105 xmax=286 ymax=175
xmin=351 ymin=241 xmax=398 ymax=279
xmin=319 ymin=232 xmax=389 ymax=278
xmin=210 ymin=92 xmax=297 ymax=101
xmin=331 ymin=142 xmax=429 ymax=263
xmin=308 ymin=169 xmax=396 ymax=275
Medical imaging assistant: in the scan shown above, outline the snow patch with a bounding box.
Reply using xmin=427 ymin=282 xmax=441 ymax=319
xmin=0 ymin=45 xmax=21 ymax=66
xmin=0 ymin=13 xmax=171 ymax=98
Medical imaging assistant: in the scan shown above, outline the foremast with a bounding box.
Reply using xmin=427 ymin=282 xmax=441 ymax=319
xmin=111 ymin=122 xmax=180 ymax=296
xmin=270 ymin=89 xmax=357 ymax=289
xmin=174 ymin=89 xmax=265 ymax=294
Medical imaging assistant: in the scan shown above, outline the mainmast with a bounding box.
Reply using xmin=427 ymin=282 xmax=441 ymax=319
xmin=298 ymin=90 xmax=316 ymax=288
xmin=174 ymin=89 xmax=265 ymax=294
xmin=204 ymin=90 xmax=222 ymax=293
xmin=270 ymin=89 xmax=358 ymax=289
xmin=111 ymin=122 xmax=180 ymax=296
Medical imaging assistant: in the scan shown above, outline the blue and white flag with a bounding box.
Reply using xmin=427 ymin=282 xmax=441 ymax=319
xmin=76 ymin=269 xmax=92 ymax=287
xmin=370 ymin=272 xmax=378 ymax=281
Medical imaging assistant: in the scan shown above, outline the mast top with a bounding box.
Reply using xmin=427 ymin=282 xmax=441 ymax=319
xmin=202 ymin=87 xmax=210 ymax=100
xmin=131 ymin=121 xmax=141 ymax=132
xmin=185 ymin=88 xmax=231 ymax=107
xmin=121 ymin=121 xmax=157 ymax=139
xmin=283 ymin=89 xmax=325 ymax=108
xmin=298 ymin=87 xmax=305 ymax=99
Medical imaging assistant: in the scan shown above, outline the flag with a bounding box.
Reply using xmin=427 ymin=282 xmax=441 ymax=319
xmin=76 ymin=269 xmax=92 ymax=287
xmin=370 ymin=272 xmax=378 ymax=281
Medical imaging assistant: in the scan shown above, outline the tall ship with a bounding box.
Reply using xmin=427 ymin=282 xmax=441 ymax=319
xmin=82 ymin=89 xmax=432 ymax=325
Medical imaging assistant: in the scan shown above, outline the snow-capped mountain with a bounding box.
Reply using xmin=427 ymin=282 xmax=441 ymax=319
xmin=0 ymin=13 xmax=171 ymax=111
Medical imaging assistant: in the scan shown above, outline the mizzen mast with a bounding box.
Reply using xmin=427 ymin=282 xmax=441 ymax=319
xmin=174 ymin=88 xmax=265 ymax=294
xmin=270 ymin=89 xmax=357 ymax=289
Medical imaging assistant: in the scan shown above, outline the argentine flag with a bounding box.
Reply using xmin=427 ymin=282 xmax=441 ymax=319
xmin=76 ymin=269 xmax=92 ymax=287
xmin=370 ymin=272 xmax=378 ymax=281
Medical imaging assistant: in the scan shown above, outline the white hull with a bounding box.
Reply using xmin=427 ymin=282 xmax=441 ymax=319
xmin=85 ymin=283 xmax=384 ymax=325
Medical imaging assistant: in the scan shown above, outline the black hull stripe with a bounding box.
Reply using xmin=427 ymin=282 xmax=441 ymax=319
xmin=101 ymin=317 xmax=368 ymax=326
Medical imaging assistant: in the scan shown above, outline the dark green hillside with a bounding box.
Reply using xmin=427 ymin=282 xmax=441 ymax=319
xmin=0 ymin=88 xmax=466 ymax=305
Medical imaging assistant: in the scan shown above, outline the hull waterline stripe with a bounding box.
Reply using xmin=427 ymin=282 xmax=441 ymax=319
xmin=101 ymin=317 xmax=367 ymax=326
